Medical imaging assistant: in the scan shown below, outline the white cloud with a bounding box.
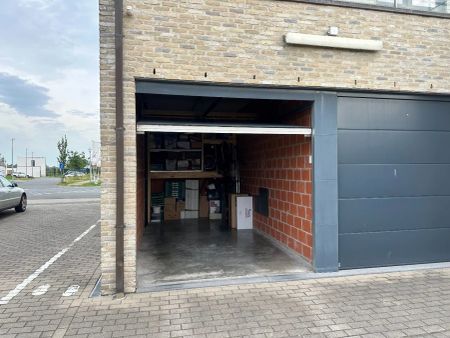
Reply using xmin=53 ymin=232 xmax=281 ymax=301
xmin=0 ymin=101 xmax=97 ymax=165
xmin=0 ymin=102 xmax=61 ymax=163
xmin=0 ymin=0 xmax=99 ymax=166
xmin=17 ymin=0 xmax=56 ymax=10
xmin=45 ymin=68 xmax=99 ymax=118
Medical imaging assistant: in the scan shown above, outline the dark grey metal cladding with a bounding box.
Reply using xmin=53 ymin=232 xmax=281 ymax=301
xmin=339 ymin=229 xmax=450 ymax=269
xmin=339 ymin=196 xmax=450 ymax=234
xmin=339 ymin=164 xmax=450 ymax=198
xmin=136 ymin=80 xmax=320 ymax=101
xmin=337 ymin=96 xmax=450 ymax=269
xmin=338 ymin=97 xmax=450 ymax=131
xmin=312 ymin=93 xmax=339 ymax=273
xmin=339 ymin=130 xmax=450 ymax=164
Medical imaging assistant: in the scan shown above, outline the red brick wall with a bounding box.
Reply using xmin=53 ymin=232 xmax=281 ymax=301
xmin=238 ymin=110 xmax=313 ymax=261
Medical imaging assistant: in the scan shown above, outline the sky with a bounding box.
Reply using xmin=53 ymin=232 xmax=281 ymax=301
xmin=0 ymin=0 xmax=99 ymax=166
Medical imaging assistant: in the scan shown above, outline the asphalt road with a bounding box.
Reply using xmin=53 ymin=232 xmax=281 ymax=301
xmin=16 ymin=177 xmax=100 ymax=200
xmin=0 ymin=175 xmax=101 ymax=337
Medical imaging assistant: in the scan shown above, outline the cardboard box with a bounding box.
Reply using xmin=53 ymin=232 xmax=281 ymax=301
xmin=164 ymin=197 xmax=176 ymax=207
xmin=176 ymin=200 xmax=185 ymax=213
xmin=164 ymin=209 xmax=179 ymax=221
xmin=199 ymin=196 xmax=208 ymax=218
xmin=229 ymin=194 xmax=248 ymax=229
xmin=237 ymin=196 xmax=253 ymax=229
xmin=164 ymin=197 xmax=179 ymax=221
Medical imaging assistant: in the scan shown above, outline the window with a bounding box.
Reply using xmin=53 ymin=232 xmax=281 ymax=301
xmin=0 ymin=176 xmax=11 ymax=187
xmin=31 ymin=160 xmax=35 ymax=167
xmin=337 ymin=0 xmax=449 ymax=13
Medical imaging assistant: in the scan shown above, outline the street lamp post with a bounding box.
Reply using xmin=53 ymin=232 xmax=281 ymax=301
xmin=11 ymin=138 xmax=15 ymax=175
xmin=89 ymin=148 xmax=93 ymax=182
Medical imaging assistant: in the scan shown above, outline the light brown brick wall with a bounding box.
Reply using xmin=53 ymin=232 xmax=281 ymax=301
xmin=100 ymin=0 xmax=450 ymax=293
xmin=123 ymin=0 xmax=450 ymax=92
xmin=99 ymin=0 xmax=117 ymax=295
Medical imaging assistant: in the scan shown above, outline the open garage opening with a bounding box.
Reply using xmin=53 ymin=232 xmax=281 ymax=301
xmin=136 ymin=92 xmax=314 ymax=290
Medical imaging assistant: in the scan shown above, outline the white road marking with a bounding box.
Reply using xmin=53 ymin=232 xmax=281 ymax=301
xmin=0 ymin=222 xmax=97 ymax=305
xmin=32 ymin=284 xmax=50 ymax=296
xmin=62 ymin=285 xmax=80 ymax=297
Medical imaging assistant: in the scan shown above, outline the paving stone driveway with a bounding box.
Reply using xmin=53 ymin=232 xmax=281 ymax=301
xmin=1 ymin=200 xmax=450 ymax=337
xmin=64 ymin=269 xmax=450 ymax=338
xmin=0 ymin=202 xmax=100 ymax=296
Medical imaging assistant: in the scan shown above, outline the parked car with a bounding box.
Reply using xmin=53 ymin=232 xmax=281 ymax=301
xmin=0 ymin=176 xmax=27 ymax=213
xmin=65 ymin=170 xmax=85 ymax=177
xmin=12 ymin=172 xmax=30 ymax=178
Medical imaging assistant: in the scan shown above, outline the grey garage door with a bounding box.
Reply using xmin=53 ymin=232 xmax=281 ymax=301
xmin=338 ymin=96 xmax=450 ymax=269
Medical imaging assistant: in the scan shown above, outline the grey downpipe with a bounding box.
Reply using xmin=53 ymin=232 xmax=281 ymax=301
xmin=115 ymin=0 xmax=125 ymax=295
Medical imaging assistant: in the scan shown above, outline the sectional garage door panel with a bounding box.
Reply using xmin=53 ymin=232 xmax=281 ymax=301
xmin=339 ymin=229 xmax=450 ymax=269
xmin=338 ymin=97 xmax=450 ymax=131
xmin=339 ymin=196 xmax=450 ymax=234
xmin=338 ymin=96 xmax=450 ymax=269
xmin=339 ymin=130 xmax=450 ymax=164
xmin=339 ymin=164 xmax=450 ymax=199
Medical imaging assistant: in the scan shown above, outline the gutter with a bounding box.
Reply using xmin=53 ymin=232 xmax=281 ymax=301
xmin=115 ymin=0 xmax=125 ymax=295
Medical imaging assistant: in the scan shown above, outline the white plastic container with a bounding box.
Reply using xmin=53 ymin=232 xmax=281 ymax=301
xmin=237 ymin=196 xmax=253 ymax=230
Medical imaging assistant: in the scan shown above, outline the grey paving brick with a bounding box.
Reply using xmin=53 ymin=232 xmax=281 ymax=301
xmin=8 ymin=326 xmax=34 ymax=334
xmin=2 ymin=196 xmax=450 ymax=338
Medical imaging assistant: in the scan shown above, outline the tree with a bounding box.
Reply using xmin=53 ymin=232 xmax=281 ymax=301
xmin=57 ymin=135 xmax=68 ymax=180
xmin=67 ymin=151 xmax=89 ymax=171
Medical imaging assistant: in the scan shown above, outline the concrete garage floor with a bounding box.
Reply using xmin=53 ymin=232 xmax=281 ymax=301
xmin=137 ymin=219 xmax=311 ymax=291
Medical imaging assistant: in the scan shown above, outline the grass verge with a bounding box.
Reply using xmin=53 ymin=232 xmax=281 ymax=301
xmin=58 ymin=175 xmax=100 ymax=186
xmin=80 ymin=181 xmax=101 ymax=187
xmin=6 ymin=175 xmax=32 ymax=181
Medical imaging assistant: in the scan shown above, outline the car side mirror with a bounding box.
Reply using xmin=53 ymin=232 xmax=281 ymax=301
xmin=11 ymin=182 xmax=18 ymax=187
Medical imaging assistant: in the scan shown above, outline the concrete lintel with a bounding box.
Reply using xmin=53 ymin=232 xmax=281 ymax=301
xmin=285 ymin=32 xmax=383 ymax=51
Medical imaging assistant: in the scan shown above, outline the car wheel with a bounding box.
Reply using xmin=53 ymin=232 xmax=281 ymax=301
xmin=15 ymin=194 xmax=27 ymax=213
